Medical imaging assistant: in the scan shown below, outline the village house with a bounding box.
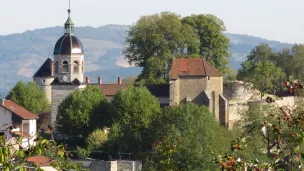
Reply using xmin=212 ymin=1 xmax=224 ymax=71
xmin=0 ymin=99 xmax=38 ymax=148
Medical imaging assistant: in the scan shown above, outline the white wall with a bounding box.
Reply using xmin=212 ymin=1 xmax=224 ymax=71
xmin=0 ymin=107 xmax=12 ymax=132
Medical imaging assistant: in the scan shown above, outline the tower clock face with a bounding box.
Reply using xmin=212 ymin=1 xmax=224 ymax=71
xmin=61 ymin=74 xmax=69 ymax=82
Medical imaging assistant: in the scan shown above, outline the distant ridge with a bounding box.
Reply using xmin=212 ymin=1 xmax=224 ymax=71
xmin=0 ymin=25 xmax=293 ymax=98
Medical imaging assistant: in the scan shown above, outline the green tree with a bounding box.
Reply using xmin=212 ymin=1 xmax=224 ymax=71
xmin=109 ymin=86 xmax=161 ymax=154
xmin=136 ymin=57 xmax=167 ymax=84
xmin=6 ymin=81 xmax=50 ymax=114
xmin=124 ymin=12 xmax=230 ymax=83
xmin=251 ymin=61 xmax=286 ymax=98
xmin=237 ymin=43 xmax=274 ymax=81
xmin=151 ymin=104 xmax=235 ymax=170
xmin=182 ymin=14 xmax=231 ymax=72
xmin=237 ymin=44 xmax=286 ymax=97
xmin=215 ymin=104 xmax=304 ymax=170
xmin=56 ymin=85 xmax=107 ymax=137
xmin=290 ymin=44 xmax=304 ymax=81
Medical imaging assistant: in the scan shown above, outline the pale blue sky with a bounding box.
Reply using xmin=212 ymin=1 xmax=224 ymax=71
xmin=1 ymin=0 xmax=304 ymax=43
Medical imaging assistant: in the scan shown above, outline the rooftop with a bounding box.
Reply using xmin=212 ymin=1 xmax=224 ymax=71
xmin=0 ymin=100 xmax=38 ymax=120
xmin=170 ymin=58 xmax=223 ymax=79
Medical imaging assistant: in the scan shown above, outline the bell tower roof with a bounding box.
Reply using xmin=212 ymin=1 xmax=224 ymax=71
xmin=53 ymin=1 xmax=84 ymax=55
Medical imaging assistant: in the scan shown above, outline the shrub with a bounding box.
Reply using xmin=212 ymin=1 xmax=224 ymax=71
xmin=86 ymin=128 xmax=108 ymax=151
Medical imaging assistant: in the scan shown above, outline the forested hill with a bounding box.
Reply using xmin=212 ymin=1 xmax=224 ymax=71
xmin=0 ymin=25 xmax=292 ymax=97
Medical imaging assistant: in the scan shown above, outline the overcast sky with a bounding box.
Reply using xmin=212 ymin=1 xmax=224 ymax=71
xmin=1 ymin=0 xmax=304 ymax=43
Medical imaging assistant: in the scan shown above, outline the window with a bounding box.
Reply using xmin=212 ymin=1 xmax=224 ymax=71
xmin=186 ymin=97 xmax=192 ymax=103
xmin=42 ymin=79 xmax=45 ymax=83
xmin=73 ymin=61 xmax=79 ymax=73
xmin=62 ymin=61 xmax=69 ymax=73
xmin=55 ymin=61 xmax=59 ymax=74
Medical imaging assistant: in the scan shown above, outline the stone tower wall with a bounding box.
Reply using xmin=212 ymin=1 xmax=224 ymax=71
xmin=50 ymin=84 xmax=86 ymax=126
xmin=53 ymin=54 xmax=84 ymax=83
xmin=206 ymin=76 xmax=223 ymax=120
xmin=33 ymin=77 xmax=54 ymax=103
xmin=178 ymin=76 xmax=208 ymax=105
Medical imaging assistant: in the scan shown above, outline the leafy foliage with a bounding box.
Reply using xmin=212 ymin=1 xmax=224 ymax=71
xmin=214 ymin=104 xmax=304 ymax=170
xmin=0 ymin=133 xmax=85 ymax=171
xmin=109 ymin=86 xmax=161 ymax=154
xmin=150 ymin=104 xmax=236 ymax=170
xmin=6 ymin=81 xmax=50 ymax=114
xmin=237 ymin=44 xmax=286 ymax=97
xmin=56 ymin=85 xmax=108 ymax=137
xmin=124 ymin=12 xmax=230 ymax=83
xmin=181 ymin=14 xmax=231 ymax=72
xmin=86 ymin=128 xmax=108 ymax=151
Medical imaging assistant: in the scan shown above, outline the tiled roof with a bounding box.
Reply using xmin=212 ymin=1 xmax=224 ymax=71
xmin=96 ymin=84 xmax=128 ymax=96
xmin=33 ymin=58 xmax=54 ymax=77
xmin=170 ymin=58 xmax=223 ymax=79
xmin=0 ymin=100 xmax=38 ymax=119
xmin=27 ymin=156 xmax=52 ymax=167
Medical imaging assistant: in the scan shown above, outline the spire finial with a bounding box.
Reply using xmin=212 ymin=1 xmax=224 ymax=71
xmin=68 ymin=0 xmax=71 ymax=16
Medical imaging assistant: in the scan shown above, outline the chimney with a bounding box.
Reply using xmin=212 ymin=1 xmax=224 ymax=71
xmin=0 ymin=99 xmax=4 ymax=106
xmin=118 ymin=77 xmax=123 ymax=84
xmin=98 ymin=77 xmax=102 ymax=84
xmin=86 ymin=77 xmax=90 ymax=84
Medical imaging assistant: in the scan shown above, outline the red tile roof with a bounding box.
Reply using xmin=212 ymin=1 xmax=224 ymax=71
xmin=170 ymin=58 xmax=223 ymax=79
xmin=27 ymin=156 xmax=52 ymax=167
xmin=0 ymin=100 xmax=38 ymax=119
xmin=97 ymin=84 xmax=128 ymax=96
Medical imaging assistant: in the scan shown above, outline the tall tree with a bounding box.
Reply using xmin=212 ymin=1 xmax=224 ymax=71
xmin=56 ymin=85 xmax=107 ymax=137
xmin=109 ymin=86 xmax=161 ymax=154
xmin=237 ymin=44 xmax=286 ymax=97
xmin=6 ymin=81 xmax=50 ymax=114
xmin=237 ymin=43 xmax=274 ymax=81
xmin=290 ymin=44 xmax=304 ymax=81
xmin=182 ymin=14 xmax=231 ymax=72
xmin=149 ymin=104 xmax=235 ymax=170
xmin=124 ymin=12 xmax=230 ymax=83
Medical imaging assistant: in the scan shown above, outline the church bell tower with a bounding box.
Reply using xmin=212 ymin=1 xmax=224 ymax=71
xmin=53 ymin=6 xmax=84 ymax=83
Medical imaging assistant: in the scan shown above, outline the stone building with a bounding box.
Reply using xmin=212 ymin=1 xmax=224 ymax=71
xmin=169 ymin=58 xmax=228 ymax=125
xmin=33 ymin=8 xmax=228 ymax=126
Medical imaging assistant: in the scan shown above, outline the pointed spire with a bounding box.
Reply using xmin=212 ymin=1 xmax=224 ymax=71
xmin=64 ymin=0 xmax=74 ymax=35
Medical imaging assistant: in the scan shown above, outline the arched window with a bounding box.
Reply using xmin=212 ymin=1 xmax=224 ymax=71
xmin=62 ymin=61 xmax=69 ymax=73
xmin=55 ymin=61 xmax=59 ymax=74
xmin=73 ymin=61 xmax=79 ymax=73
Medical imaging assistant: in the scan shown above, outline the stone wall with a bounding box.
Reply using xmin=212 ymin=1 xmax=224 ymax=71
xmin=178 ymin=76 xmax=207 ymax=105
xmin=224 ymin=81 xmax=260 ymax=102
xmin=219 ymin=95 xmax=228 ymax=126
xmin=89 ymin=161 xmax=142 ymax=171
xmin=34 ymin=77 xmax=54 ymax=103
xmin=50 ymin=85 xmax=86 ymax=125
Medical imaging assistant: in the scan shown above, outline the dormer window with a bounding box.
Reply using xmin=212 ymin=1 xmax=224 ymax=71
xmin=62 ymin=61 xmax=69 ymax=73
